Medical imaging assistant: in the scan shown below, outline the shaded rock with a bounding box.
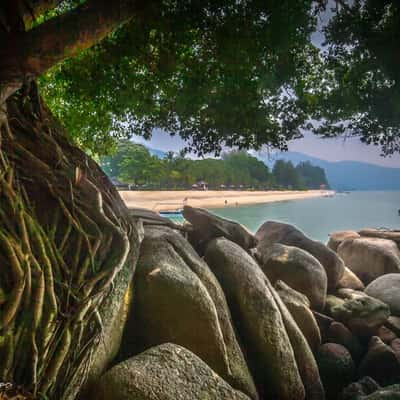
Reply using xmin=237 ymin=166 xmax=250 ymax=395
xmin=313 ymin=311 xmax=334 ymax=342
xmin=275 ymin=280 xmax=321 ymax=352
xmin=205 ymin=238 xmax=305 ymax=399
xmin=256 ymin=221 xmax=344 ymax=289
xmin=391 ymin=338 xmax=400 ymax=361
xmin=328 ymin=231 xmax=360 ymax=252
xmin=359 ymin=228 xmax=400 ymax=249
xmin=327 ymin=293 xmax=390 ymax=339
xmin=317 ymin=343 xmax=355 ymax=400
xmin=365 ymin=274 xmax=400 ymax=316
xmin=269 ymin=280 xmax=325 ymax=400
xmin=362 ymin=385 xmax=400 ymax=399
xmin=386 ymin=316 xmax=400 ymax=336
xmin=257 ymin=243 xmax=327 ymax=310
xmin=326 ymin=322 xmax=364 ymax=363
xmin=129 ymin=207 xmax=184 ymax=231
xmin=128 ymin=226 xmax=258 ymax=399
xmin=337 ymin=237 xmax=400 ymax=285
xmin=340 ymin=376 xmax=381 ymax=400
xmin=358 ymin=337 xmax=400 ymax=386
xmin=338 ymin=267 xmax=365 ymax=291
xmin=95 ymin=343 xmax=251 ymax=400
xmin=376 ymin=326 xmax=397 ymax=345
xmin=182 ymin=206 xmax=257 ymax=252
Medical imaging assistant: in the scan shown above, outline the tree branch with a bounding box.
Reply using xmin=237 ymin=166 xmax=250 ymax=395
xmin=0 ymin=0 xmax=144 ymax=103
xmin=21 ymin=0 xmax=64 ymax=29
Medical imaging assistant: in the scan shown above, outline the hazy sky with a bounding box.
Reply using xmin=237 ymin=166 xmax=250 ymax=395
xmin=132 ymin=129 xmax=400 ymax=168
xmin=132 ymin=3 xmax=400 ymax=169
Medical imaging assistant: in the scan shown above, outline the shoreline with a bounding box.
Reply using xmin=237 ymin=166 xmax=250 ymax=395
xmin=119 ymin=189 xmax=334 ymax=212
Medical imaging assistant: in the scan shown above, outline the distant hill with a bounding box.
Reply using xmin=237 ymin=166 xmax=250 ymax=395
xmin=256 ymin=151 xmax=400 ymax=190
xmin=147 ymin=147 xmax=167 ymax=158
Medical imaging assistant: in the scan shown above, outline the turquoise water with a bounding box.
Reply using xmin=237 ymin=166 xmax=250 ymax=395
xmin=207 ymin=191 xmax=400 ymax=243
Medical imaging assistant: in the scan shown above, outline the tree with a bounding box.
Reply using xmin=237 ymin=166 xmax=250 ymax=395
xmin=296 ymin=161 xmax=329 ymax=189
xmin=273 ymin=160 xmax=304 ymax=189
xmin=0 ymin=2 xmax=144 ymax=399
xmin=312 ymin=1 xmax=400 ymax=155
xmin=38 ymin=1 xmax=321 ymax=156
xmin=112 ymin=143 xmax=163 ymax=185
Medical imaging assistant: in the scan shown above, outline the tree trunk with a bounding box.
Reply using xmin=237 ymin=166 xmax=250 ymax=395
xmin=0 ymin=83 xmax=141 ymax=399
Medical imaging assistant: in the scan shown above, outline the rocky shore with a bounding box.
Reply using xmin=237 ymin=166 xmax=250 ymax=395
xmin=87 ymin=206 xmax=400 ymax=400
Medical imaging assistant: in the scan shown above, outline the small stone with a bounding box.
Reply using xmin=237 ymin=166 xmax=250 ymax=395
xmin=377 ymin=326 xmax=397 ymax=345
xmin=327 ymin=293 xmax=390 ymax=339
xmin=386 ymin=316 xmax=400 ymax=336
xmin=326 ymin=322 xmax=363 ymax=363
xmin=391 ymin=338 xmax=400 ymax=361
xmin=340 ymin=376 xmax=380 ymax=400
xmin=317 ymin=343 xmax=355 ymax=400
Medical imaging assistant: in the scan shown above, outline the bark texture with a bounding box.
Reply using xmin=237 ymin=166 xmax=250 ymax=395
xmin=0 ymin=84 xmax=140 ymax=399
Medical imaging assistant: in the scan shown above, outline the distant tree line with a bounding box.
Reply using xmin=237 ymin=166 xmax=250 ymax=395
xmin=101 ymin=141 xmax=329 ymax=190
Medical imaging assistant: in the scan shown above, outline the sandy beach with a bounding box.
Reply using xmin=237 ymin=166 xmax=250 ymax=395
xmin=120 ymin=189 xmax=333 ymax=211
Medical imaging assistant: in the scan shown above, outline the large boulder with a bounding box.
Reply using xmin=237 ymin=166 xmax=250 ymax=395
xmin=365 ymin=274 xmax=400 ymax=316
xmin=328 ymin=231 xmax=360 ymax=252
xmin=256 ymin=221 xmax=344 ymax=289
xmin=205 ymin=237 xmax=324 ymax=400
xmin=95 ymin=343 xmax=251 ymax=400
xmin=275 ymin=280 xmax=321 ymax=352
xmin=126 ymin=226 xmax=258 ymax=399
xmin=204 ymin=237 xmax=306 ymax=399
xmin=358 ymin=337 xmax=400 ymax=386
xmin=359 ymin=228 xmax=400 ymax=249
xmin=326 ymin=292 xmax=390 ymax=339
xmin=337 ymin=237 xmax=400 ymax=284
xmin=269 ymin=279 xmax=325 ymax=400
xmin=338 ymin=267 xmax=365 ymax=291
xmin=257 ymin=243 xmax=327 ymax=310
xmin=317 ymin=343 xmax=355 ymax=400
xmin=182 ymin=205 xmax=257 ymax=252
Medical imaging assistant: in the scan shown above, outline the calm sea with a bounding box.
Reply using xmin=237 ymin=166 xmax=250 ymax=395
xmin=207 ymin=191 xmax=400 ymax=243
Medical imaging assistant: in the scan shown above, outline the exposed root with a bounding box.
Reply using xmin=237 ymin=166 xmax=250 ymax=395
xmin=0 ymin=89 xmax=135 ymax=398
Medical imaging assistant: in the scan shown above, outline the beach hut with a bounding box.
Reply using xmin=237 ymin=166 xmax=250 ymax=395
xmin=198 ymin=180 xmax=208 ymax=190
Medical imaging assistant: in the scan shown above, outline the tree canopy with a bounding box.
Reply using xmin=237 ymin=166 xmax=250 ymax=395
xmin=38 ymin=0 xmax=321 ymax=155
xmin=313 ymin=1 xmax=400 ymax=155
xmin=3 ymin=1 xmax=400 ymax=157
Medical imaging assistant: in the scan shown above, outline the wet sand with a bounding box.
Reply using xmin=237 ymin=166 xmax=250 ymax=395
xmin=120 ymin=190 xmax=333 ymax=212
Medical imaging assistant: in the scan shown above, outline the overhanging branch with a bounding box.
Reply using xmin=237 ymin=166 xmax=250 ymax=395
xmin=0 ymin=0 xmax=143 ymax=103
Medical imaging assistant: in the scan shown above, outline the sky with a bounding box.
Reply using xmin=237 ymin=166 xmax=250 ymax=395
xmin=132 ymin=2 xmax=400 ymax=169
xmin=132 ymin=129 xmax=400 ymax=168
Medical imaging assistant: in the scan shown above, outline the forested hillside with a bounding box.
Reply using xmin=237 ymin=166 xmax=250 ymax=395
xmin=101 ymin=141 xmax=329 ymax=190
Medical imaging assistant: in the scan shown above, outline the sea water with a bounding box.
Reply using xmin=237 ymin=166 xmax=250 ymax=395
xmin=208 ymin=191 xmax=400 ymax=243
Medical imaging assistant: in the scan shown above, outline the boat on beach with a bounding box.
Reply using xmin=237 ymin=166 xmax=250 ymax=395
xmin=159 ymin=209 xmax=183 ymax=218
